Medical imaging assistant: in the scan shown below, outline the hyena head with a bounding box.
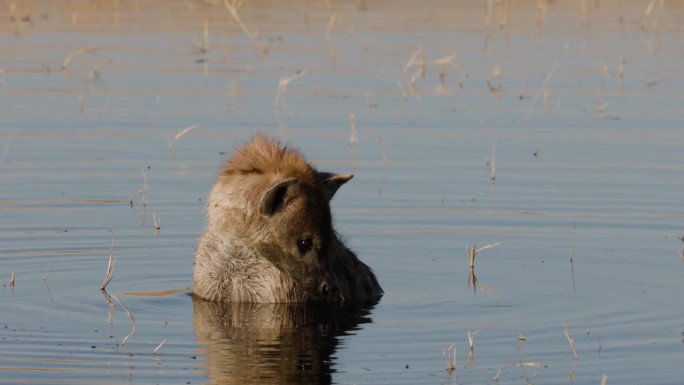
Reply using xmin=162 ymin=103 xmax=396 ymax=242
xmin=214 ymin=135 xmax=353 ymax=301
xmin=254 ymin=171 xmax=353 ymax=300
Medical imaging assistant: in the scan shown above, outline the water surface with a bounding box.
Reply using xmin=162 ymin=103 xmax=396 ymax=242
xmin=1 ymin=1 xmax=684 ymax=384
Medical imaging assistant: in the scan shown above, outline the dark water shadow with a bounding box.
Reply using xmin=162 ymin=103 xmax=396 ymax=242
xmin=193 ymin=297 xmax=378 ymax=385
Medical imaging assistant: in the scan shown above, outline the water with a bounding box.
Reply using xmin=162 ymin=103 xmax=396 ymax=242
xmin=1 ymin=1 xmax=684 ymax=384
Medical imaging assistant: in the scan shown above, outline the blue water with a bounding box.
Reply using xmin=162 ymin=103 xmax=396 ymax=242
xmin=1 ymin=1 xmax=684 ymax=384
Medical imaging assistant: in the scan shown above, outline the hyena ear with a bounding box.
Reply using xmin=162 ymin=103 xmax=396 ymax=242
xmin=318 ymin=172 xmax=353 ymax=200
xmin=260 ymin=178 xmax=301 ymax=216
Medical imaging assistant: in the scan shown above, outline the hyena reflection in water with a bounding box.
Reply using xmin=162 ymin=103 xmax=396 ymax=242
xmin=193 ymin=299 xmax=375 ymax=385
xmin=193 ymin=134 xmax=382 ymax=304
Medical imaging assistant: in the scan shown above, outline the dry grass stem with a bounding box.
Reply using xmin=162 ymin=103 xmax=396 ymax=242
xmin=403 ymin=46 xmax=424 ymax=74
xmin=61 ymin=47 xmax=100 ymax=70
xmin=193 ymin=19 xmax=210 ymax=54
xmin=275 ymin=70 xmax=307 ymax=111
xmin=600 ymin=373 xmax=608 ymax=385
xmin=467 ymin=321 xmax=495 ymax=349
xmin=519 ymin=359 xmax=536 ymax=385
xmin=153 ymin=213 xmax=161 ymax=231
xmin=153 ymin=339 xmax=167 ymax=355
xmin=467 ymin=242 xmax=500 ymax=268
xmin=467 ymin=242 xmax=499 ymax=290
xmin=42 ymin=261 xmax=52 ymax=281
xmin=102 ymin=290 xmax=114 ymax=326
xmin=524 ymin=60 xmax=558 ymax=123
xmin=87 ymin=65 xmax=100 ymax=82
xmin=223 ymin=0 xmax=267 ymax=54
xmin=431 ymin=53 xmax=457 ymax=85
xmin=442 ymin=342 xmax=456 ymax=373
xmin=431 ymin=53 xmax=457 ymax=67
xmin=325 ymin=12 xmax=337 ymax=43
xmin=404 ymin=47 xmax=425 ymax=93
xmin=403 ymin=49 xmax=458 ymax=89
xmin=493 ymin=361 xmax=540 ymax=382
xmin=105 ymin=292 xmax=137 ymax=346
xmin=580 ymin=0 xmax=589 ymax=27
xmin=2 ymin=129 xmax=19 ymax=163
xmin=10 ymin=271 xmax=15 ymax=288
xmin=617 ymin=54 xmax=625 ymax=88
xmin=348 ymin=113 xmax=358 ymax=172
xmin=563 ymin=322 xmax=579 ymax=360
xmin=595 ymin=101 xmax=609 ymax=114
xmin=536 ymin=0 xmax=549 ymax=30
xmin=487 ymin=64 xmax=502 ymax=97
xmin=516 ymin=331 xmax=527 ymax=351
xmin=173 ymin=124 xmax=199 ymax=142
xmin=641 ymin=0 xmax=657 ymax=30
xmin=348 ymin=113 xmax=358 ymax=147
xmin=78 ymin=95 xmax=84 ymax=115
xmin=466 ymin=322 xmax=494 ymax=368
xmin=137 ymin=167 xmax=149 ymax=209
xmin=467 ymin=266 xmax=478 ymax=291
xmin=100 ymin=234 xmax=115 ymax=290
xmin=566 ymin=360 xmax=578 ymax=383
xmin=487 ymin=143 xmax=496 ymax=181
xmin=168 ymin=124 xmax=199 ymax=155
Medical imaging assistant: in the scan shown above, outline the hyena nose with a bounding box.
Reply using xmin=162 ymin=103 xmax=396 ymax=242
xmin=319 ymin=279 xmax=339 ymax=296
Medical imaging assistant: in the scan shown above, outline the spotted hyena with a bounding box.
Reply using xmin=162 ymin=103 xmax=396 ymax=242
xmin=193 ymin=134 xmax=382 ymax=303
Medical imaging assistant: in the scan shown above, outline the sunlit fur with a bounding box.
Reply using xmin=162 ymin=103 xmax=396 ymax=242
xmin=193 ymin=134 xmax=382 ymax=303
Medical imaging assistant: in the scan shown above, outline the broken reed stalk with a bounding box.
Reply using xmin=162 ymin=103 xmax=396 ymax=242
xmin=600 ymin=373 xmax=608 ymax=385
xmin=467 ymin=242 xmax=500 ymax=268
xmin=466 ymin=322 xmax=495 ymax=368
xmin=100 ymin=233 xmax=115 ymax=290
xmin=153 ymin=339 xmax=167 ymax=355
xmin=442 ymin=342 xmax=456 ymax=373
xmin=10 ymin=271 xmax=15 ymax=287
xmin=564 ymin=322 xmax=579 ymax=360
xmin=467 ymin=243 xmax=499 ymax=290
xmin=467 ymin=322 xmax=495 ymax=350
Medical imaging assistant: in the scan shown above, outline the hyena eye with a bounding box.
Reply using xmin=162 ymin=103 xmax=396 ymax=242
xmin=297 ymin=238 xmax=313 ymax=255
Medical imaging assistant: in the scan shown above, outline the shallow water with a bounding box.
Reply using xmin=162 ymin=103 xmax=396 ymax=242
xmin=1 ymin=1 xmax=684 ymax=384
